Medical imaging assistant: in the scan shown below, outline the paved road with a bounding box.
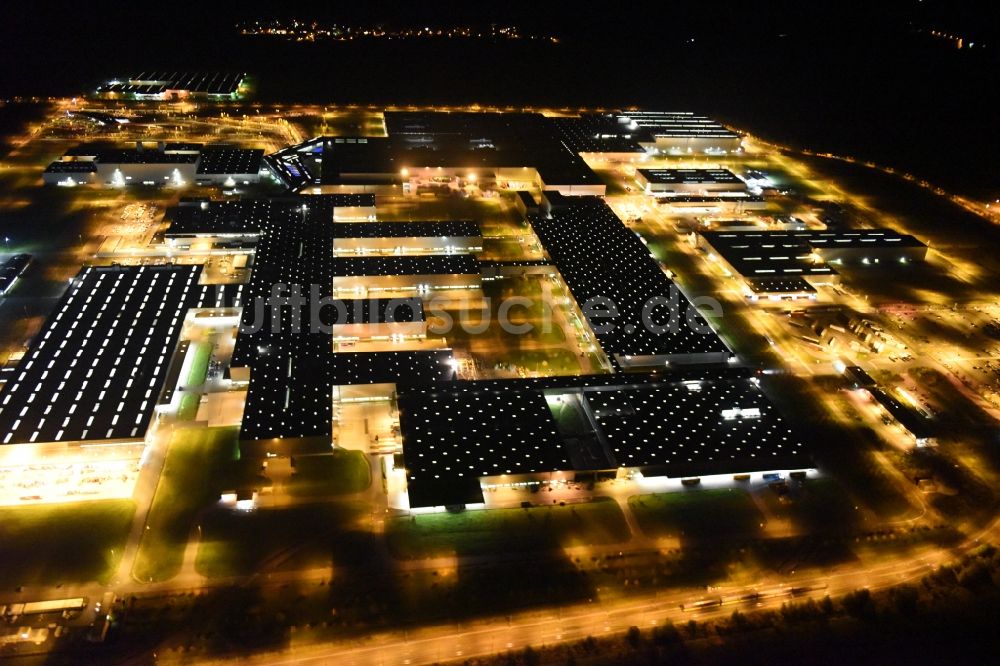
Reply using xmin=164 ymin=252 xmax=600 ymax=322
xmin=192 ymin=508 xmax=1000 ymax=666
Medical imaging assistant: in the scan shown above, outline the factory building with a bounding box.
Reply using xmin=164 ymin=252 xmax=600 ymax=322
xmin=398 ymin=369 xmax=810 ymax=510
xmin=530 ymin=196 xmax=732 ymax=368
xmin=95 ymin=72 xmax=248 ymax=101
xmin=265 ymin=112 xmax=607 ymax=196
xmin=635 ymin=168 xmax=748 ymax=195
xmin=552 ymin=111 xmax=742 ymax=156
xmin=699 ymin=229 xmax=927 ymax=303
xmin=43 ymin=143 xmax=264 ymax=187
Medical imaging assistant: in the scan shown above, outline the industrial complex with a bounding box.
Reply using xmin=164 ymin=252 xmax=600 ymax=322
xmin=0 ymin=109 xmax=848 ymax=512
xmin=4 ymin=106 xmax=947 ymax=513
xmin=6 ymin=95 xmax=988 ymax=664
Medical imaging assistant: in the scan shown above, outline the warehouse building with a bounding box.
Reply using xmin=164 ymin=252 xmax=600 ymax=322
xmin=551 ymin=111 xmax=742 ymax=155
xmin=95 ymin=71 xmax=248 ymax=101
xmin=0 ymin=254 xmax=31 ymax=296
xmin=622 ymin=111 xmax=743 ymax=153
xmin=195 ymin=148 xmax=265 ymax=186
xmin=43 ymin=143 xmax=265 ymax=187
xmin=803 ymin=230 xmax=928 ymax=265
xmin=530 ymin=196 xmax=731 ymax=367
xmin=265 ymin=112 xmax=606 ymax=196
xmin=211 ymin=196 xmax=465 ymax=456
xmin=867 ymin=388 xmax=937 ymax=447
xmin=164 ymin=195 xmax=376 ymax=243
xmin=41 ymin=161 xmax=97 ymax=186
xmin=699 ymin=229 xmax=927 ymax=302
xmin=698 ymin=230 xmax=839 ymax=302
xmin=657 ymin=194 xmax=767 ymax=213
xmin=635 ymin=168 xmax=747 ymax=195
xmin=397 ymin=368 xmax=809 ymax=509
xmin=0 ymin=264 xmax=202 ymax=446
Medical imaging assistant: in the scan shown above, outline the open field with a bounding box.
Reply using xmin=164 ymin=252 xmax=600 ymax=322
xmin=286 ymin=109 xmax=386 ymax=138
xmin=133 ymin=427 xmax=240 ymax=582
xmin=758 ymin=477 xmax=863 ymax=533
xmin=287 ymin=450 xmax=372 ymax=497
xmin=386 ymin=497 xmax=630 ymax=560
xmin=195 ymin=502 xmax=367 ymax=578
xmin=629 ymin=488 xmax=765 ymax=540
xmin=0 ymin=500 xmax=134 ymax=588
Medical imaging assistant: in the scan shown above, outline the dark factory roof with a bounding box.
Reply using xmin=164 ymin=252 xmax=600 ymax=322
xmin=229 ymin=197 xmax=341 ymax=370
xmin=209 ymin=194 xmax=463 ymax=442
xmin=332 ymin=254 xmax=481 ymax=277
xmin=332 ymin=220 xmax=480 ymax=239
xmin=241 ymin=348 xmax=457 ymax=442
xmin=706 ymin=229 xmax=925 ymax=252
xmin=700 ymin=229 xmax=924 ymax=279
xmin=0 ymin=254 xmax=31 ymax=295
xmin=165 ymin=199 xmax=270 ymax=237
xmin=164 ymin=142 xmax=205 ymax=153
xmin=657 ymin=194 xmax=765 ymax=204
xmin=165 ymin=196 xmax=373 ymax=237
xmin=801 ymin=230 xmax=927 ymax=250
xmin=637 ymin=168 xmax=744 ymax=185
xmin=196 ymin=148 xmax=265 ymax=175
xmin=400 ymin=386 xmax=571 ymax=507
xmin=191 ymin=283 xmax=247 ymax=309
xmin=44 ymin=161 xmax=97 ymax=173
xmin=0 ymin=265 xmax=202 ymax=444
xmin=548 ymin=116 xmax=646 ymax=154
xmin=50 ymin=145 xmax=264 ymax=177
xmin=584 ymin=376 xmax=807 ymax=477
xmin=96 ymin=150 xmax=199 ymax=165
xmin=530 ymin=198 xmax=728 ymax=360
xmin=239 ymin=336 xmax=333 ymax=441
xmin=330 ymin=350 xmax=456 ymax=385
xmin=700 ymin=231 xmax=839 ymax=278
xmin=397 ymin=369 xmax=810 ymax=508
xmin=620 ymin=111 xmax=740 ymax=139
xmin=744 ymin=277 xmax=817 ymax=295
xmin=320 ymin=137 xmax=397 ymax=183
xmin=273 ymin=111 xmax=606 ymax=192
xmin=545 ymin=112 xmax=738 ymax=153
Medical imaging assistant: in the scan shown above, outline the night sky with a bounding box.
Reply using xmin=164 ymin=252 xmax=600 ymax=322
xmin=2 ymin=0 xmax=998 ymax=196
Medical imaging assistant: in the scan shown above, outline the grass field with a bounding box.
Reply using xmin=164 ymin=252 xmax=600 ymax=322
xmin=176 ymin=392 xmax=201 ymax=421
xmin=443 ymin=276 xmax=586 ymax=376
xmin=0 ymin=500 xmax=135 ymax=588
xmin=478 ymin=236 xmax=543 ymax=262
xmin=385 ymin=497 xmax=630 ymax=560
xmin=475 ymin=348 xmax=584 ymax=376
xmin=133 ymin=426 xmax=240 ymax=582
xmin=195 ymin=502 xmax=367 ymax=578
xmin=287 ymin=450 xmax=371 ymax=497
xmin=628 ymin=489 xmax=765 ymax=540
xmin=185 ymin=341 xmax=212 ymax=388
xmin=780 ymin=478 xmax=864 ymax=532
